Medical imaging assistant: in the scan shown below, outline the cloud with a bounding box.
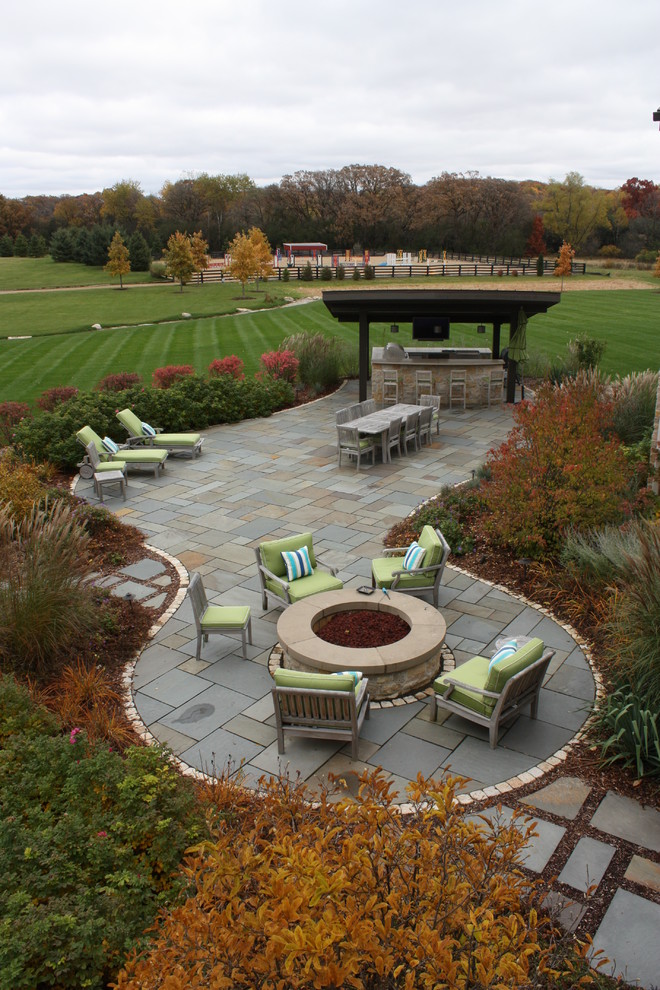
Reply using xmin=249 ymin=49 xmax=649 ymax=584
xmin=2 ymin=0 xmax=659 ymax=197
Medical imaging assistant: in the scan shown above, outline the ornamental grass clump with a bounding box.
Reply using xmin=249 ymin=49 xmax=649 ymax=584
xmin=280 ymin=331 xmax=347 ymax=391
xmin=0 ymin=499 xmax=98 ymax=675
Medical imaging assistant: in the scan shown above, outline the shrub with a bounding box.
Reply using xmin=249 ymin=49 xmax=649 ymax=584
xmin=0 ymin=677 xmax=200 ymax=990
xmin=260 ymin=349 xmax=299 ymax=384
xmin=536 ymin=253 xmax=544 ymax=276
xmin=635 ymin=248 xmax=658 ymax=265
xmin=152 ymin=365 xmax=195 ymax=389
xmin=599 ymin=244 xmax=622 ymax=258
xmin=0 ymin=401 xmax=30 ymax=446
xmin=13 ymin=233 xmax=28 ymax=257
xmin=335 ymin=263 xmax=345 ymax=280
xmin=116 ymin=769 xmax=574 ymax=990
xmin=208 ymin=355 xmax=244 ymax=380
xmin=0 ymin=453 xmax=54 ymax=520
xmin=301 ymin=261 xmax=313 ymax=281
xmin=280 ymin=332 xmax=345 ymax=390
xmin=149 ymin=260 xmax=168 ymax=280
xmin=97 ymin=372 xmax=142 ymax=393
xmin=567 ymin=333 xmax=606 ymax=370
xmin=363 ymin=263 xmax=375 ymax=279
xmin=352 ymin=265 xmax=361 ymax=280
xmin=320 ymin=265 xmax=333 ymax=281
xmin=560 ymin=521 xmax=644 ymax=586
xmin=478 ymin=378 xmax=639 ymax=558
xmin=593 ymin=683 xmax=660 ymax=779
xmin=0 ymin=234 xmax=13 ymax=257
xmin=36 ymin=386 xmax=79 ymax=412
xmin=386 ymin=482 xmax=481 ymax=554
xmin=281 ymin=266 xmax=290 ymax=281
xmin=0 ymin=499 xmax=99 ymax=675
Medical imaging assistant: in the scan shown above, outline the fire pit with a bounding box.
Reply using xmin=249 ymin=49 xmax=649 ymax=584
xmin=276 ymin=589 xmax=447 ymax=700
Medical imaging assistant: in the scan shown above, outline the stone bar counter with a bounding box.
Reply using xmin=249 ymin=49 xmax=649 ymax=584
xmin=371 ymin=343 xmax=504 ymax=407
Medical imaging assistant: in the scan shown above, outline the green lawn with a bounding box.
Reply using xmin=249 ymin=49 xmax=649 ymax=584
xmin=1 ymin=275 xmax=658 ymax=405
xmin=0 ymin=281 xmax=302 ymax=338
xmin=0 ymin=256 xmax=154 ymax=290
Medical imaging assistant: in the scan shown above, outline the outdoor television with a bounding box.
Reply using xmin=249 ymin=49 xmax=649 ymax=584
xmin=412 ymin=316 xmax=450 ymax=341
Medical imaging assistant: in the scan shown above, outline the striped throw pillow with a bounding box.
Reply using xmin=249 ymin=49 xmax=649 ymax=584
xmin=141 ymin=422 xmax=156 ymax=437
xmin=403 ymin=541 xmax=426 ymax=571
xmin=102 ymin=436 xmax=119 ymax=454
xmin=488 ymin=639 xmax=519 ymax=671
xmin=281 ymin=546 xmax=313 ymax=581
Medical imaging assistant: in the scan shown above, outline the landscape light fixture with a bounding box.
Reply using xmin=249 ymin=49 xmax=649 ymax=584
xmin=390 ymin=324 xmax=399 ymax=333
xmin=477 ymin=324 xmax=486 ymax=334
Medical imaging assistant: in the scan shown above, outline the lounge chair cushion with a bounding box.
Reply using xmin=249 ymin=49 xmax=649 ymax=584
xmin=260 ymin=532 xmax=317 ymax=579
xmin=265 ymin=569 xmax=343 ymax=604
xmin=433 ymin=637 xmax=545 ymax=717
xmin=117 ymin=408 xmax=201 ymax=446
xmin=485 ymin=637 xmax=544 ymax=694
xmin=417 ymin=525 xmax=444 ymax=566
xmin=372 ymin=557 xmax=435 ymax=590
xmin=77 ymin=426 xmax=167 ymax=463
xmin=281 ymin=546 xmax=313 ymax=581
xmin=274 ymin=669 xmax=359 ymax=695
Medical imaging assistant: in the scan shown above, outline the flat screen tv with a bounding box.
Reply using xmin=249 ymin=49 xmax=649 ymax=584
xmin=412 ymin=316 xmax=450 ymax=340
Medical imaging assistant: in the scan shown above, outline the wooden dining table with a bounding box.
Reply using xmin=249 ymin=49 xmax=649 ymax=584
xmin=343 ymin=403 xmax=425 ymax=463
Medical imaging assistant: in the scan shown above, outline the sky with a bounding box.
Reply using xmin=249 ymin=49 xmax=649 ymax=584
xmin=2 ymin=0 xmax=659 ymax=199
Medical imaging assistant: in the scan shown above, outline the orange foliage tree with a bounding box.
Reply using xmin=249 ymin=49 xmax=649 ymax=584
xmin=114 ymin=770 xmax=589 ymax=990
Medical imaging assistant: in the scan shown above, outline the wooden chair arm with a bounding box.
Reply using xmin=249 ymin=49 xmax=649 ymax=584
xmin=258 ymin=563 xmax=290 ymax=592
xmin=439 ymin=674 xmax=500 ymax=700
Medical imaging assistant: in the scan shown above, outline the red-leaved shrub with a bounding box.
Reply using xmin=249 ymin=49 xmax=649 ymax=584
xmin=208 ymin=356 xmax=244 ymax=380
xmin=260 ymin=349 xmax=299 ymax=383
xmin=152 ymin=365 xmax=195 ymax=389
xmin=36 ymin=386 xmax=79 ymax=412
xmin=97 ymin=372 xmax=142 ymax=393
xmin=0 ymin=402 xmax=31 ymax=446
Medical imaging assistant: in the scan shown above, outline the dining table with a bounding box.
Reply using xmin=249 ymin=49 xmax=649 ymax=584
xmin=343 ymin=403 xmax=425 ymax=464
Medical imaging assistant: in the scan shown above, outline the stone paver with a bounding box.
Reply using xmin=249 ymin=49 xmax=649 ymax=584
xmin=591 ymin=889 xmax=660 ymax=989
xmin=521 ymin=776 xmax=592 ymax=820
xmin=591 ymin=791 xmax=660 ymax=854
xmin=557 ymin=836 xmax=616 ymax=893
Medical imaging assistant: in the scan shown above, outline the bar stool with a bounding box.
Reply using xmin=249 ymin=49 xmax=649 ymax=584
xmin=382 ymin=369 xmax=399 ymax=405
xmin=482 ymin=369 xmax=505 ymax=407
xmin=415 ymin=369 xmax=433 ymax=404
xmin=449 ymin=370 xmax=466 ymax=410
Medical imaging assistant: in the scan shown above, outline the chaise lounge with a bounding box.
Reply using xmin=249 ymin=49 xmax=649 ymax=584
xmin=76 ymin=426 xmax=168 ymax=477
xmin=116 ymin=408 xmax=204 ymax=458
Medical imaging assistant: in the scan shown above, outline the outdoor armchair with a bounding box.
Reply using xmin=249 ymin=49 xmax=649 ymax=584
xmin=76 ymin=425 xmax=167 ymax=477
xmin=371 ymin=525 xmax=450 ymax=607
xmin=272 ymin=668 xmax=370 ymax=760
xmin=187 ymin=572 xmax=252 ymax=660
xmin=255 ymin=531 xmax=343 ymax=609
xmin=116 ymin=408 xmax=204 ymax=458
xmin=429 ymin=637 xmax=555 ymax=748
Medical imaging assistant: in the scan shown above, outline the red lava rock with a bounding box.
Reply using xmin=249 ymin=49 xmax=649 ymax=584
xmin=316 ymin=610 xmax=410 ymax=648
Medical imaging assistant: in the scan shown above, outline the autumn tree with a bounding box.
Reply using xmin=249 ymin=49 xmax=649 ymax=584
xmin=541 ymin=172 xmax=609 ymax=252
xmin=101 ymin=179 xmax=144 ymax=231
xmin=162 ymin=231 xmax=195 ymax=292
xmin=524 ymin=214 xmax=547 ymax=256
xmin=104 ymin=230 xmax=131 ymax=289
xmin=554 ymin=240 xmax=575 ymax=288
xmin=190 ymin=230 xmax=209 ymax=277
xmin=227 ymin=231 xmax=256 ymax=297
xmin=248 ymin=226 xmax=273 ymax=287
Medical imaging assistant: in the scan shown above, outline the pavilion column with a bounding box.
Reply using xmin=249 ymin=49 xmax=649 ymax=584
xmin=492 ymin=321 xmax=501 ymax=358
xmin=506 ymin=317 xmax=517 ymax=403
xmin=359 ymin=310 xmax=370 ymax=401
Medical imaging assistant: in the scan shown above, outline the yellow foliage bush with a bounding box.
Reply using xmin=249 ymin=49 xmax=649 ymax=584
xmin=114 ymin=771 xmax=587 ymax=990
xmin=0 ymin=452 xmax=54 ymax=520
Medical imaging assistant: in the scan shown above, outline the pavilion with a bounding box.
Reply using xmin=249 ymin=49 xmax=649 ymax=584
xmin=322 ymin=288 xmax=561 ymax=403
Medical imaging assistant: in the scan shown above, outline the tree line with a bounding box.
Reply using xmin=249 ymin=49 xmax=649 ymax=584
xmin=0 ymin=166 xmax=658 ymax=262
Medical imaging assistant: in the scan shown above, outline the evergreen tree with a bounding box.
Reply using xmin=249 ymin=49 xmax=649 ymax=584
xmin=13 ymin=233 xmax=28 ymax=257
xmin=105 ymin=230 xmax=131 ymax=288
xmin=72 ymin=227 xmax=91 ymax=264
xmin=85 ymin=224 xmax=116 ymax=266
xmin=28 ymin=234 xmax=48 ymax=257
xmin=128 ymin=230 xmax=152 ymax=271
xmin=49 ymin=227 xmax=75 ymax=262
xmin=0 ymin=234 xmax=13 ymax=257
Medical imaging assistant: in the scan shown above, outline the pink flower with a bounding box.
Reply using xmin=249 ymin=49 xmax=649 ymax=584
xmin=69 ymin=727 xmax=81 ymax=744
xmin=97 ymin=830 xmax=108 ymax=839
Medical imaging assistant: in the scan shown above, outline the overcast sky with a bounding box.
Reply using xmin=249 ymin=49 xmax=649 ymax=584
xmin=2 ymin=0 xmax=658 ymax=199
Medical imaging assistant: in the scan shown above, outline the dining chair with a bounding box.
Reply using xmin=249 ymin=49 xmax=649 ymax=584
xmin=359 ymin=398 xmax=376 ymax=416
xmin=386 ymin=416 xmax=402 ymax=460
xmin=418 ymin=405 xmax=434 ymax=446
xmin=337 ymin=425 xmax=377 ymax=470
xmin=401 ymin=411 xmax=420 ymax=455
xmin=419 ymin=394 xmax=441 ymax=435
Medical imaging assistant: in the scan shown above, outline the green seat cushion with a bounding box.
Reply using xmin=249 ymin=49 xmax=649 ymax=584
xmin=201 ymin=605 xmax=250 ymax=630
xmin=371 ymin=556 xmax=433 ymax=590
xmin=265 ymin=570 xmax=343 ymax=603
xmin=484 ymin=637 xmax=544 ymax=694
xmin=418 ymin=525 xmax=443 ymax=567
xmin=150 ymin=433 xmax=201 ymax=446
xmin=274 ymin=669 xmax=357 ymax=693
xmin=114 ymin=449 xmax=167 ymax=463
xmin=434 ymin=656 xmax=494 ymax=716
xmin=77 ymin=425 xmax=104 ymax=453
xmin=260 ymin=532 xmax=317 ymax=578
xmin=94 ymin=460 xmax=126 ymax=473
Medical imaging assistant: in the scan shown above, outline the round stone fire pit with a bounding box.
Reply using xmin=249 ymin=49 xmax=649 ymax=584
xmin=276 ymin=589 xmax=447 ymax=700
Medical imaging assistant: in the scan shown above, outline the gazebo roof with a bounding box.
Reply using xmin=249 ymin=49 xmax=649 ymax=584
xmin=322 ymin=288 xmax=561 ymax=323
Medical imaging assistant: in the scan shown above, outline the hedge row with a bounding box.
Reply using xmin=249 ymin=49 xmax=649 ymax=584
xmin=12 ymin=374 xmax=295 ymax=470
